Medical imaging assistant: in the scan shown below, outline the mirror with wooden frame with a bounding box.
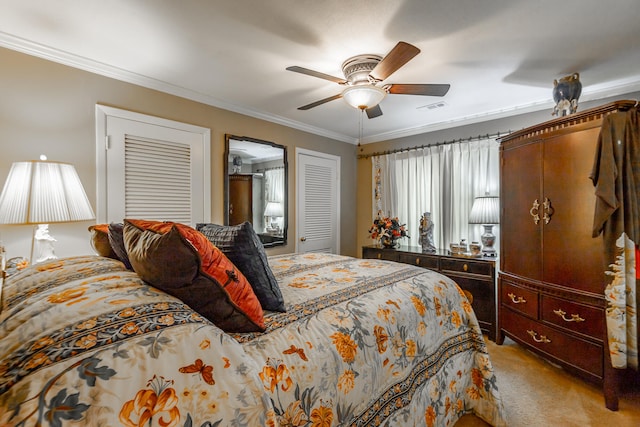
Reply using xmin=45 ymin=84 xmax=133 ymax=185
xmin=224 ymin=134 xmax=287 ymax=247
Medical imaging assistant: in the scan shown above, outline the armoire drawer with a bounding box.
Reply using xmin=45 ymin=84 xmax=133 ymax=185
xmin=501 ymin=309 xmax=603 ymax=379
xmin=541 ymin=295 xmax=605 ymax=341
xmin=396 ymin=253 xmax=439 ymax=269
xmin=500 ymin=281 xmax=538 ymax=319
xmin=440 ymin=258 xmax=493 ymax=278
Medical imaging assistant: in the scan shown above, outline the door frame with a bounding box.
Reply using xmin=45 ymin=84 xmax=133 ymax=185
xmin=95 ymin=104 xmax=211 ymax=224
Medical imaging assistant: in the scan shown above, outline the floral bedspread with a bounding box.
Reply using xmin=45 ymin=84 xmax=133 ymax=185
xmin=0 ymin=254 xmax=505 ymax=426
xmin=237 ymin=253 xmax=505 ymax=426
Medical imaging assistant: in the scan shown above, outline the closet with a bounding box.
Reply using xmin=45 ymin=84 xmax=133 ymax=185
xmin=497 ymin=100 xmax=637 ymax=410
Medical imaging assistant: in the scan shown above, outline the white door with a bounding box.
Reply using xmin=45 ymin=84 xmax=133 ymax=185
xmin=296 ymin=149 xmax=340 ymax=253
xmin=95 ymin=105 xmax=211 ymax=226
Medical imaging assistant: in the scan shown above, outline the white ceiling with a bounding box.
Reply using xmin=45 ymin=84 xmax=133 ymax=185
xmin=1 ymin=0 xmax=639 ymax=144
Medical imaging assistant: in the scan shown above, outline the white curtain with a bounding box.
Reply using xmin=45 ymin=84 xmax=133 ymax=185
xmin=264 ymin=167 xmax=285 ymax=229
xmin=372 ymin=138 xmax=499 ymax=250
xmin=265 ymin=167 xmax=284 ymax=203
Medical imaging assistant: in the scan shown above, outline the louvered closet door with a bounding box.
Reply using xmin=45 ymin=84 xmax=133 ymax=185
xmin=297 ymin=149 xmax=340 ymax=253
xmin=104 ymin=115 xmax=207 ymax=225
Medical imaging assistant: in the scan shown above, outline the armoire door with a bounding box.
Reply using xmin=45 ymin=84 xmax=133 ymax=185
xmin=501 ymin=140 xmax=543 ymax=281
xmin=542 ymin=127 xmax=603 ymax=293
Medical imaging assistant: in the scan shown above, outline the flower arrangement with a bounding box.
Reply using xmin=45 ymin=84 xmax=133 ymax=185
xmin=368 ymin=215 xmax=409 ymax=246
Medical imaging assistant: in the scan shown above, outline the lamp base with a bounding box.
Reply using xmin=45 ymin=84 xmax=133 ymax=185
xmin=31 ymin=224 xmax=58 ymax=264
xmin=480 ymin=224 xmax=497 ymax=257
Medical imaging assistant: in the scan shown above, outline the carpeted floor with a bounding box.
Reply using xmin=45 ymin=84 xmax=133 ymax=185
xmin=455 ymin=337 xmax=640 ymax=427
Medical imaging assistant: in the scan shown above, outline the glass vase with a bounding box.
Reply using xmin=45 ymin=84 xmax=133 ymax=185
xmin=380 ymin=236 xmax=399 ymax=248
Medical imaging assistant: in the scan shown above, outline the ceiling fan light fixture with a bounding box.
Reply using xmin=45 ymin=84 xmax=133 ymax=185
xmin=342 ymin=85 xmax=386 ymax=110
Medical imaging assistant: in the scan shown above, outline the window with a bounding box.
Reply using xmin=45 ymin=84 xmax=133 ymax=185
xmin=372 ymin=138 xmax=499 ymax=250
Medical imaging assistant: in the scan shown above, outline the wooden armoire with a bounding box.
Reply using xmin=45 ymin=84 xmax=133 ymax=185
xmin=497 ymin=100 xmax=637 ymax=410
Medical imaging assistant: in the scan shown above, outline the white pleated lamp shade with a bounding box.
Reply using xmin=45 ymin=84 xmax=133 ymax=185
xmin=0 ymin=161 xmax=95 ymax=224
xmin=263 ymin=201 xmax=284 ymax=218
xmin=469 ymin=196 xmax=500 ymax=225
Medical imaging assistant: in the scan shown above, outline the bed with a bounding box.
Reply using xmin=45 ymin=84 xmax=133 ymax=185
xmin=0 ymin=220 xmax=506 ymax=426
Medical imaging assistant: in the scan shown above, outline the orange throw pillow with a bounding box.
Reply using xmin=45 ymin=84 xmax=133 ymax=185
xmin=123 ymin=219 xmax=265 ymax=332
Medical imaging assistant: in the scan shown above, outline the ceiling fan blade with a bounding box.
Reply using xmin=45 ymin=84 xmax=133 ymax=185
xmin=297 ymin=93 xmax=343 ymax=110
xmin=286 ymin=66 xmax=347 ymax=85
xmin=369 ymin=41 xmax=420 ymax=81
xmin=366 ymin=104 xmax=383 ymax=119
xmin=386 ymin=83 xmax=450 ymax=97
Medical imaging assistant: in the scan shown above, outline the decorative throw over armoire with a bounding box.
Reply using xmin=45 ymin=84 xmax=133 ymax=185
xmin=497 ymin=100 xmax=639 ymax=411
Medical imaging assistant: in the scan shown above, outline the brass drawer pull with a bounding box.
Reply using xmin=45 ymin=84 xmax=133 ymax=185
xmin=377 ymin=253 xmax=381 ymax=259
xmin=415 ymin=258 xmax=420 ymax=265
xmin=527 ymin=330 xmax=551 ymax=343
xmin=507 ymin=292 xmax=526 ymax=304
xmin=553 ymin=308 xmax=585 ymax=323
xmin=463 ymin=263 xmax=468 ymax=272
xmin=530 ymin=199 xmax=540 ymax=224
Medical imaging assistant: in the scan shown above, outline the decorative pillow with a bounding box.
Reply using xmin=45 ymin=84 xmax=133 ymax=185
xmin=88 ymin=224 xmax=118 ymax=259
xmin=196 ymin=222 xmax=286 ymax=312
xmin=107 ymin=222 xmax=133 ymax=270
xmin=123 ymin=219 xmax=265 ymax=332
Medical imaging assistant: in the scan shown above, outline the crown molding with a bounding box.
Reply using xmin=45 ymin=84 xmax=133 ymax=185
xmin=2 ymin=31 xmax=638 ymax=147
xmin=0 ymin=32 xmax=355 ymax=144
xmin=362 ymin=78 xmax=640 ymax=144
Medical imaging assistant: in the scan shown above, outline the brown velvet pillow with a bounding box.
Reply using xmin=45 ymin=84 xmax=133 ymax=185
xmin=88 ymin=224 xmax=118 ymax=259
xmin=123 ymin=219 xmax=265 ymax=332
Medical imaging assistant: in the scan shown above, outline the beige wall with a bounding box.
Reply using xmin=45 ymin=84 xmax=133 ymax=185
xmin=0 ymin=47 xmax=358 ymax=259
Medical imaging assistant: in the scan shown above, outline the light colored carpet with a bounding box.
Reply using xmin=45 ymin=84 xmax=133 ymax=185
xmin=456 ymin=337 xmax=640 ymax=427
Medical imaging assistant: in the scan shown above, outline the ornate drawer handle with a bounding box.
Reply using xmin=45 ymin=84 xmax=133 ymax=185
xmin=542 ymin=197 xmax=555 ymax=224
xmin=463 ymin=263 xmax=468 ymax=272
xmin=530 ymin=199 xmax=540 ymax=224
xmin=553 ymin=308 xmax=585 ymax=323
xmin=527 ymin=330 xmax=551 ymax=343
xmin=507 ymin=292 xmax=526 ymax=304
xmin=415 ymin=258 xmax=420 ymax=265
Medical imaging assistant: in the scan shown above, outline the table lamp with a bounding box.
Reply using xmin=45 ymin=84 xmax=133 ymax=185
xmin=0 ymin=157 xmax=95 ymax=264
xmin=469 ymin=195 xmax=499 ymax=257
xmin=263 ymin=201 xmax=283 ymax=233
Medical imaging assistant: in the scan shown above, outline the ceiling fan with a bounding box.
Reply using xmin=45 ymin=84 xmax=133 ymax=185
xmin=287 ymin=41 xmax=450 ymax=119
